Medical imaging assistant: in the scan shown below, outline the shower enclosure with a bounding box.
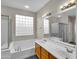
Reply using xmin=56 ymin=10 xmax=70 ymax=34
xmin=59 ymin=23 xmax=68 ymax=42
xmin=51 ymin=23 xmax=68 ymax=42
xmin=1 ymin=15 xmax=9 ymax=50
xmin=50 ymin=21 xmax=76 ymax=45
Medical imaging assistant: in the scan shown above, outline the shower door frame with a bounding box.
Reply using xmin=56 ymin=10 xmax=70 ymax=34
xmin=1 ymin=15 xmax=9 ymax=50
xmin=59 ymin=23 xmax=68 ymax=42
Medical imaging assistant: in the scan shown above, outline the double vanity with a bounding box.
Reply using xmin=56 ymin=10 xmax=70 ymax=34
xmin=35 ymin=38 xmax=76 ymax=59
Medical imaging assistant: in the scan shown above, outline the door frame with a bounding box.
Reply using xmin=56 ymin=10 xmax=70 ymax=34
xmin=1 ymin=15 xmax=9 ymax=50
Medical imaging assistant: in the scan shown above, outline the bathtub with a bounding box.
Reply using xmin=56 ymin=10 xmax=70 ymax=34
xmin=10 ymin=39 xmax=36 ymax=59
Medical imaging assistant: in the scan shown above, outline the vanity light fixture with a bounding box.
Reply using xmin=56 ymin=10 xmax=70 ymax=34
xmin=25 ymin=5 xmax=29 ymax=8
xmin=70 ymin=0 xmax=76 ymax=3
xmin=64 ymin=3 xmax=68 ymax=6
xmin=60 ymin=0 xmax=76 ymax=10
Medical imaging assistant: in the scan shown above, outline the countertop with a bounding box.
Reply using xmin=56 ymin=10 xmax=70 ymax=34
xmin=35 ymin=38 xmax=76 ymax=59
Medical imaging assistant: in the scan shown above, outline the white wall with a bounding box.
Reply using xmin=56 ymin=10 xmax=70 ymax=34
xmin=1 ymin=6 xmax=37 ymax=42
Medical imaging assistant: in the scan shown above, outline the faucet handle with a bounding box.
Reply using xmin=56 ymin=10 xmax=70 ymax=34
xmin=65 ymin=47 xmax=73 ymax=53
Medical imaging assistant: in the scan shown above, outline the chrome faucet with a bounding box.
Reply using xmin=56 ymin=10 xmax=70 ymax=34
xmin=65 ymin=47 xmax=73 ymax=53
xmin=15 ymin=46 xmax=21 ymax=52
xmin=43 ymin=39 xmax=47 ymax=42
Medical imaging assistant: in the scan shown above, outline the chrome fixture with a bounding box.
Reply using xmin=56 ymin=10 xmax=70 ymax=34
xmin=60 ymin=0 xmax=76 ymax=10
xmin=65 ymin=47 xmax=73 ymax=53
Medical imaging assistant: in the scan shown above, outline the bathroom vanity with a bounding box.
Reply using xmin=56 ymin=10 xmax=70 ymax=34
xmin=35 ymin=43 xmax=57 ymax=59
xmin=35 ymin=38 xmax=76 ymax=59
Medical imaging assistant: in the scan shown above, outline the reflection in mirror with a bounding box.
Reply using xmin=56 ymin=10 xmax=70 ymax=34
xmin=49 ymin=15 xmax=76 ymax=45
xmin=43 ymin=18 xmax=49 ymax=38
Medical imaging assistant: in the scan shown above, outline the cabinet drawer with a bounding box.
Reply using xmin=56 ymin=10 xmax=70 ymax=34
xmin=41 ymin=48 xmax=48 ymax=56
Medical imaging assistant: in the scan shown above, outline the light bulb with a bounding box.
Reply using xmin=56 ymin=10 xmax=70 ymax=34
xmin=64 ymin=3 xmax=68 ymax=6
xmin=24 ymin=5 xmax=29 ymax=8
xmin=60 ymin=6 xmax=63 ymax=9
xmin=70 ymin=0 xmax=75 ymax=3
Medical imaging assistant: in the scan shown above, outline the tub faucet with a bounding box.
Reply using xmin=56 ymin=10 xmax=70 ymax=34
xmin=15 ymin=47 xmax=21 ymax=52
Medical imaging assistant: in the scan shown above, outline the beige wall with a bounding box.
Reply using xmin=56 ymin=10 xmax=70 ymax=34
xmin=1 ymin=6 xmax=37 ymax=42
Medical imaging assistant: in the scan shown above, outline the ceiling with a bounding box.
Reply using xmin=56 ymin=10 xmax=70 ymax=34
xmin=1 ymin=0 xmax=50 ymax=12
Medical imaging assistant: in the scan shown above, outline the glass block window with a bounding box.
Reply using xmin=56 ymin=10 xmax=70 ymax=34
xmin=16 ymin=15 xmax=34 ymax=36
xmin=44 ymin=18 xmax=49 ymax=34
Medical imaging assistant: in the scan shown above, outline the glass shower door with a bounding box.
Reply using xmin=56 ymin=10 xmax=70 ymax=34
xmin=1 ymin=15 xmax=9 ymax=50
xmin=59 ymin=23 xmax=68 ymax=42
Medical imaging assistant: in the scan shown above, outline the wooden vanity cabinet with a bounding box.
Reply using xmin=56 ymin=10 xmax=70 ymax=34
xmin=35 ymin=43 xmax=41 ymax=59
xmin=35 ymin=43 xmax=57 ymax=59
xmin=41 ymin=48 xmax=49 ymax=59
xmin=49 ymin=54 xmax=57 ymax=59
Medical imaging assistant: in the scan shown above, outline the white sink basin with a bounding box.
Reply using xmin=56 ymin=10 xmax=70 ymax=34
xmin=66 ymin=50 xmax=76 ymax=59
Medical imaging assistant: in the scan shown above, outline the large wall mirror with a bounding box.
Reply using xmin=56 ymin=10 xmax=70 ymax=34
xmin=48 ymin=6 xmax=76 ymax=45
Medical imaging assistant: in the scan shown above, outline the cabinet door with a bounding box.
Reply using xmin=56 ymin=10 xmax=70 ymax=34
xmin=41 ymin=48 xmax=49 ymax=59
xmin=41 ymin=53 xmax=49 ymax=59
xmin=49 ymin=54 xmax=57 ymax=59
xmin=35 ymin=43 xmax=41 ymax=59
